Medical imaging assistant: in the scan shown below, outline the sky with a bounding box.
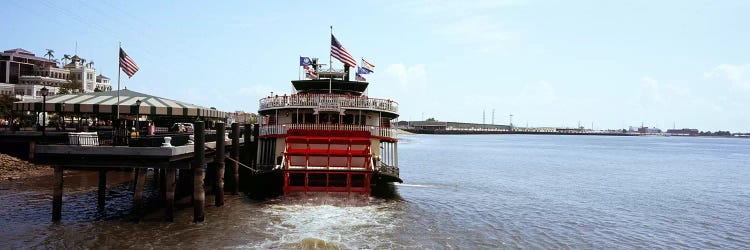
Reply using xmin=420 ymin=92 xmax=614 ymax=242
xmin=2 ymin=0 xmax=749 ymax=132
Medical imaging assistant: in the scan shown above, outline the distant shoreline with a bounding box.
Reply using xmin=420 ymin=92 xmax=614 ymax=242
xmin=400 ymin=129 xmax=749 ymax=138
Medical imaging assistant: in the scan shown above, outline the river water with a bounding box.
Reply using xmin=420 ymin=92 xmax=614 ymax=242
xmin=1 ymin=135 xmax=749 ymax=249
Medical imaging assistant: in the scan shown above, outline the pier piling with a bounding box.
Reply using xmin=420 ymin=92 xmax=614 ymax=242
xmin=165 ymin=168 xmax=176 ymax=222
xmin=159 ymin=169 xmax=166 ymax=205
xmin=193 ymin=120 xmax=206 ymax=223
xmin=250 ymin=124 xmax=258 ymax=168
xmin=133 ymin=168 xmax=146 ymax=217
xmin=231 ymin=123 xmax=240 ymax=194
xmin=244 ymin=124 xmax=258 ymax=191
xmin=98 ymin=169 xmax=107 ymax=209
xmin=52 ymin=166 xmax=63 ymax=222
xmin=153 ymin=168 xmax=160 ymax=185
xmin=214 ymin=122 xmax=226 ymax=207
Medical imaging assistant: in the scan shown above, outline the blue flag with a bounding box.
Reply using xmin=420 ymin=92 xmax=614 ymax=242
xmin=300 ymin=57 xmax=312 ymax=66
xmin=357 ymin=67 xmax=372 ymax=75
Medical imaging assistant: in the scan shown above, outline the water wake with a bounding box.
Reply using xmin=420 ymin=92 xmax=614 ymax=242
xmin=245 ymin=195 xmax=402 ymax=249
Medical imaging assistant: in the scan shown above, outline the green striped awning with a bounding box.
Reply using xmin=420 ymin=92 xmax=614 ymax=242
xmin=13 ymin=89 xmax=225 ymax=118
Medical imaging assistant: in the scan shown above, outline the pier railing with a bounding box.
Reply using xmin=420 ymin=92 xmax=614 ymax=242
xmin=259 ymin=124 xmax=396 ymax=139
xmin=258 ymin=94 xmax=398 ymax=114
xmin=43 ymin=129 xmax=220 ymax=147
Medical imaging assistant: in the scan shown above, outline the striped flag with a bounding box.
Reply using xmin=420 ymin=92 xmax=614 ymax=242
xmin=362 ymin=58 xmax=375 ymax=72
xmin=331 ymin=35 xmax=356 ymax=67
xmin=306 ymin=70 xmax=318 ymax=80
xmin=119 ymin=48 xmax=139 ymax=78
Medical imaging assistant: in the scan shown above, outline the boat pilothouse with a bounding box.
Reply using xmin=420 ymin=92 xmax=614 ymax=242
xmin=257 ymin=58 xmax=401 ymax=194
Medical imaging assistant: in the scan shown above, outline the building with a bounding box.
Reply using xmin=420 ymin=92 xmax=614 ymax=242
xmin=0 ymin=48 xmax=112 ymax=100
xmin=406 ymin=121 xmax=511 ymax=131
xmin=637 ymin=126 xmax=662 ymax=134
xmin=666 ymin=128 xmax=699 ymax=136
xmin=226 ymin=111 xmax=257 ymax=124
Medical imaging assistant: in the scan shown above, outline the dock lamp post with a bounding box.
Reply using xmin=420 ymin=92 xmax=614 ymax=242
xmin=61 ymin=102 xmax=65 ymax=131
xmin=40 ymin=87 xmax=49 ymax=137
xmin=135 ymin=99 xmax=142 ymax=136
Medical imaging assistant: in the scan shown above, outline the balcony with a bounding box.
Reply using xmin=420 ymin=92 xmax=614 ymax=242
xmin=259 ymin=123 xmax=397 ymax=140
xmin=258 ymin=94 xmax=398 ymax=114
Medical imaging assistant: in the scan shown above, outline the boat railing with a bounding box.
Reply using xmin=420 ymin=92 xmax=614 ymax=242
xmin=259 ymin=94 xmax=398 ymax=113
xmin=374 ymin=161 xmax=399 ymax=179
xmin=259 ymin=123 xmax=396 ymax=138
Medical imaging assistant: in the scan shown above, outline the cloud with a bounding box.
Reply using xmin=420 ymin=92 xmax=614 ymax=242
xmin=237 ymin=84 xmax=280 ymax=97
xmin=383 ymin=63 xmax=428 ymax=90
xmin=639 ymin=76 xmax=663 ymax=104
xmin=524 ymin=80 xmax=557 ymax=103
xmin=396 ymin=0 xmax=523 ymax=16
xmin=391 ymin=0 xmax=521 ymax=52
xmin=436 ymin=15 xmax=519 ymax=52
xmin=704 ymin=64 xmax=750 ymax=89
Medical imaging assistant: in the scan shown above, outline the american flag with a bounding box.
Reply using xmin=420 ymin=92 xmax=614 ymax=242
xmin=119 ymin=48 xmax=139 ymax=78
xmin=331 ymin=35 xmax=356 ymax=67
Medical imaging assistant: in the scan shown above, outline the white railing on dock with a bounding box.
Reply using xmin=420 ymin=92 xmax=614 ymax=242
xmin=259 ymin=123 xmax=396 ymax=138
xmin=259 ymin=94 xmax=398 ymax=113
xmin=67 ymin=132 xmax=100 ymax=146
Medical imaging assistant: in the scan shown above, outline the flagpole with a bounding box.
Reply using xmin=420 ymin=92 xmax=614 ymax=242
xmin=298 ymin=55 xmax=301 ymax=80
xmin=329 ymin=26 xmax=333 ymax=94
xmin=116 ymin=42 xmax=121 ymax=122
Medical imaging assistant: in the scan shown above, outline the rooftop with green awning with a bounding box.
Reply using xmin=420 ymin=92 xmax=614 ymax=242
xmin=12 ymin=89 xmax=225 ymax=118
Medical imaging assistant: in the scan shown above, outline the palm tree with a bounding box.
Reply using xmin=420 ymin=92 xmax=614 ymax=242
xmin=45 ymin=49 xmax=55 ymax=61
xmin=62 ymin=54 xmax=71 ymax=65
xmin=88 ymin=60 xmax=94 ymax=67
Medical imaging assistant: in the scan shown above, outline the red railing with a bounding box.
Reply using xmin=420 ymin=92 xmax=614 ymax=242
xmin=259 ymin=94 xmax=398 ymax=113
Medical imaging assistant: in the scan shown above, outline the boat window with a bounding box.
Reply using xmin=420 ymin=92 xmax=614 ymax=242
xmin=342 ymin=114 xmax=366 ymax=125
xmin=380 ymin=117 xmax=391 ymax=128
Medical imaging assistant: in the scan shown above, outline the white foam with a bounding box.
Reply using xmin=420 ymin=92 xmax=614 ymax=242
xmin=242 ymin=200 xmax=400 ymax=249
xmin=395 ymin=183 xmax=436 ymax=188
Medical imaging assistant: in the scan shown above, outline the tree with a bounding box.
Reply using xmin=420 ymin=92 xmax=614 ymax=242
xmin=45 ymin=49 xmax=55 ymax=61
xmin=246 ymin=114 xmax=257 ymax=124
xmin=58 ymin=79 xmax=84 ymax=94
xmin=0 ymin=95 xmax=19 ymax=119
xmin=425 ymin=117 xmax=437 ymax=121
xmin=62 ymin=54 xmax=71 ymax=65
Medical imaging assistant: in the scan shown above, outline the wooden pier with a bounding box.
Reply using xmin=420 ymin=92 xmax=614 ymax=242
xmin=33 ymin=122 xmax=260 ymax=223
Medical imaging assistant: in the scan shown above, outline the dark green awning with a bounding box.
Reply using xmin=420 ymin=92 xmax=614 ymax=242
xmin=13 ymin=89 xmax=225 ymax=118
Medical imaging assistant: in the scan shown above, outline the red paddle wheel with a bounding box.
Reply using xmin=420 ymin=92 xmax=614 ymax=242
xmin=282 ymin=129 xmax=373 ymax=194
